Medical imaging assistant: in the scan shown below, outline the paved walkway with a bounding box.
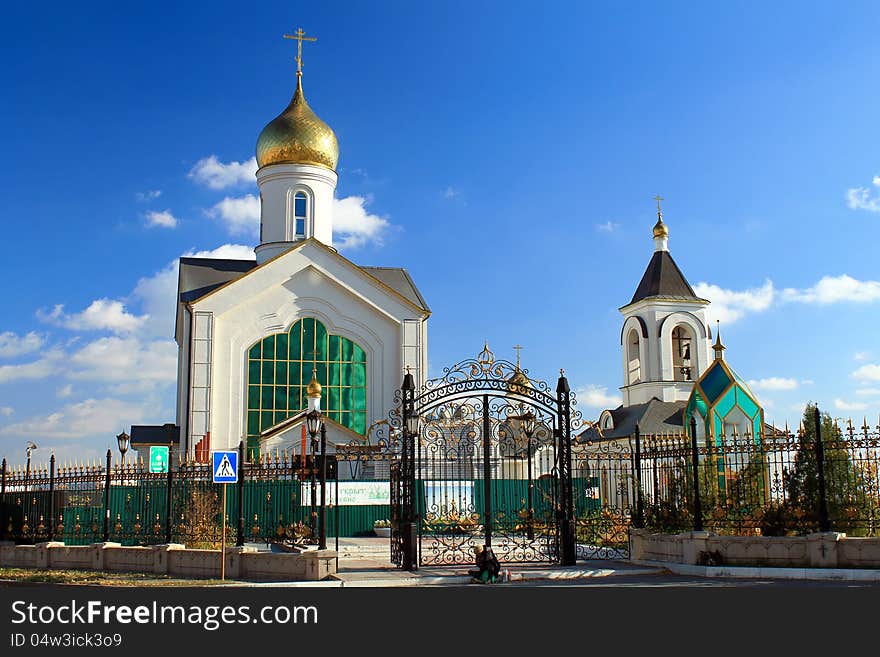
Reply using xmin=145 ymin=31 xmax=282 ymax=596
xmin=240 ymin=536 xmax=665 ymax=587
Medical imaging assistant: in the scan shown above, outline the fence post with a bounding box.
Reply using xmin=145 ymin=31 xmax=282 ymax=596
xmin=165 ymin=446 xmax=174 ymax=544
xmin=400 ymin=370 xmax=417 ymax=571
xmin=48 ymin=454 xmax=56 ymax=541
xmin=556 ymin=370 xmax=576 ymax=566
xmin=634 ymin=425 xmax=644 ymax=529
xmin=814 ymin=406 xmax=831 ymax=532
xmin=102 ymin=449 xmax=112 ymax=542
xmin=689 ymin=416 xmax=703 ymax=532
xmin=0 ymin=457 xmax=6 ymax=541
xmin=236 ymin=440 xmax=245 ymax=547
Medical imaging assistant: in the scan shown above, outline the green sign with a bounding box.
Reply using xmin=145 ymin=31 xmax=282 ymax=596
xmin=149 ymin=446 xmax=169 ymax=474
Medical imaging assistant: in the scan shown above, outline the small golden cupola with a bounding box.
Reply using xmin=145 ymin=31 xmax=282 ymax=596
xmin=507 ymin=345 xmax=532 ymax=395
xmin=255 ymin=28 xmax=339 ymax=170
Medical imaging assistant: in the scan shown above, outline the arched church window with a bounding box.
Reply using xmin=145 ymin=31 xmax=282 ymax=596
xmin=294 ymin=191 xmax=308 ymax=238
xmin=245 ymin=318 xmax=367 ymax=457
xmin=626 ymin=329 xmax=641 ymax=384
xmin=671 ymin=325 xmax=694 ymax=382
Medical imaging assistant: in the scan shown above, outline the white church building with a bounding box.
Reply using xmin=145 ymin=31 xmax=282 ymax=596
xmin=132 ymin=38 xmax=429 ymax=462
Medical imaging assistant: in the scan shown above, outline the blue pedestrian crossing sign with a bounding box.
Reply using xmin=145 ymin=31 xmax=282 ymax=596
xmin=212 ymin=450 xmax=238 ymax=484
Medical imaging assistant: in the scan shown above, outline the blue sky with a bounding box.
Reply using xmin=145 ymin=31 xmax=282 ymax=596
xmin=2 ymin=1 xmax=880 ymax=464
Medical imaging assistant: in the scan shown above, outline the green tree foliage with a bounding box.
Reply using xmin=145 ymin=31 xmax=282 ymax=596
xmin=783 ymin=403 xmax=874 ymax=535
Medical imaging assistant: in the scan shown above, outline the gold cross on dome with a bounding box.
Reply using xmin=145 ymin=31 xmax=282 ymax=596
xmin=653 ymin=194 xmax=664 ymax=215
xmin=283 ymin=27 xmax=317 ymax=74
xmin=513 ymin=344 xmax=524 ymax=366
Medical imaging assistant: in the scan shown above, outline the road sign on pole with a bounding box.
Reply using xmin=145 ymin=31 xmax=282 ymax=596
xmin=212 ymin=450 xmax=238 ymax=484
xmin=211 ymin=449 xmax=239 ymax=581
xmin=149 ymin=446 xmax=169 ymax=474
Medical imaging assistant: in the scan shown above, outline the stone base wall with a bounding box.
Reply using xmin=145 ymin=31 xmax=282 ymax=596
xmin=630 ymin=529 xmax=880 ymax=569
xmin=0 ymin=541 xmax=336 ymax=581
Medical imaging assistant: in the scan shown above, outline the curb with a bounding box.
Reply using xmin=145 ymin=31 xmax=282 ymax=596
xmin=633 ymin=559 xmax=880 ymax=582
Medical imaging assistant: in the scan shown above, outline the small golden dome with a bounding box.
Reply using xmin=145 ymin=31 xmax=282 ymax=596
xmin=653 ymin=217 xmax=668 ymax=239
xmin=306 ymin=368 xmax=322 ymax=398
xmin=507 ymin=367 xmax=532 ymax=394
xmin=256 ymin=74 xmax=339 ymax=170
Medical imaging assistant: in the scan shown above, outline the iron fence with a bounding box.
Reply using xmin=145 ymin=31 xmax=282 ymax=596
xmin=0 ymin=449 xmax=341 ymax=548
xmin=575 ymin=407 xmax=880 ymax=540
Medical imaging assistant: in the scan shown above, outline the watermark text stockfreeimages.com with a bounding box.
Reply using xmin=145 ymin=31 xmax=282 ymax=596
xmin=10 ymin=600 xmax=318 ymax=632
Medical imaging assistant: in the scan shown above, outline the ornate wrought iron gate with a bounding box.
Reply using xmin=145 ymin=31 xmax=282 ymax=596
xmin=392 ymin=345 xmax=580 ymax=569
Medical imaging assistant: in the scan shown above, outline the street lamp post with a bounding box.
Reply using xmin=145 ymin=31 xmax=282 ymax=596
xmin=24 ymin=441 xmax=37 ymax=494
xmin=305 ymin=368 xmax=325 ymax=548
xmin=401 ymin=369 xmax=419 ymax=571
xmin=116 ymin=431 xmax=130 ymax=466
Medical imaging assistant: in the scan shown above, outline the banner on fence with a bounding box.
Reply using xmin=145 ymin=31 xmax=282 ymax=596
xmin=300 ymin=481 xmax=389 ymax=506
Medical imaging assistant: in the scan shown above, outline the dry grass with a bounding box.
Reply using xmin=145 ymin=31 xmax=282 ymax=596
xmin=0 ymin=568 xmax=229 ymax=587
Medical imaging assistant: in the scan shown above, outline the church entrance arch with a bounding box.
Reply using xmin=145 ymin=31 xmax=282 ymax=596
xmin=390 ymin=345 xmax=581 ymax=569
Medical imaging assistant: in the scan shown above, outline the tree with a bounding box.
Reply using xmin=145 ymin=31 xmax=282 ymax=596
xmin=783 ymin=403 xmax=873 ymax=535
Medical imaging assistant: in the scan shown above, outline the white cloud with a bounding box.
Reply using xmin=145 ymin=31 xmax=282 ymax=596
xmin=782 ymin=275 xmax=880 ymax=304
xmin=748 ymin=377 xmax=799 ymax=391
xmin=332 ymin=195 xmax=391 ymax=249
xmin=39 ymin=299 xmax=148 ymax=334
xmin=0 ymin=349 xmax=65 ymax=384
xmin=574 ymin=385 xmax=621 ymax=410
xmin=0 ymin=398 xmax=161 ymax=440
xmin=209 ymin=194 xmax=260 ymax=237
xmin=693 ymin=274 xmax=880 ymax=328
xmin=856 ymin=388 xmax=880 ymax=396
xmin=67 ymin=337 xmax=177 ymax=388
xmin=186 ymin=244 xmax=255 ymax=260
xmin=57 ymin=384 xmax=73 ymax=398
xmin=596 ymin=221 xmax=620 ymax=233
xmin=0 ymin=407 xmax=13 ymax=417
xmin=846 ymin=175 xmax=880 ymax=213
xmin=693 ymin=280 xmax=775 ymax=325
xmin=444 ymin=186 xmax=459 ymax=199
xmin=855 ymin=351 xmax=870 ymax=361
xmin=136 ymin=190 xmax=162 ymax=202
xmin=145 ymin=209 xmax=178 ymax=229
xmin=834 ymin=398 xmax=869 ymax=412
xmin=189 ymin=155 xmax=257 ymax=189
xmin=853 ymin=364 xmax=880 ymax=382
xmin=0 ymin=331 xmax=45 ymax=358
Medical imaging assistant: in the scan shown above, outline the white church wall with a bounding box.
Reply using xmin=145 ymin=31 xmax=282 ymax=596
xmin=188 ymin=312 xmax=213 ymax=457
xmin=188 ymin=242 xmax=427 ymax=454
xmin=175 ymin=308 xmax=191 ymax=449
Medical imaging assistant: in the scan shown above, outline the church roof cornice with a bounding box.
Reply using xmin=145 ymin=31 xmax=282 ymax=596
xmin=619 ymin=295 xmax=709 ymax=313
xmin=185 ymin=238 xmax=430 ymax=316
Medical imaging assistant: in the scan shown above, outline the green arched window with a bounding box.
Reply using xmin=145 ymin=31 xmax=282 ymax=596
xmin=246 ymin=318 xmax=368 ymax=454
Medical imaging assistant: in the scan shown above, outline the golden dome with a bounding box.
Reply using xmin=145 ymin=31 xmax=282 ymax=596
xmin=507 ymin=367 xmax=532 ymax=395
xmin=653 ymin=217 xmax=668 ymax=239
xmin=256 ymin=74 xmax=339 ymax=170
xmin=306 ymin=368 xmax=323 ymax=398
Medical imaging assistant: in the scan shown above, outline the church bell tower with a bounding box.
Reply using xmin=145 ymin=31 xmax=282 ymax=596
xmin=618 ymin=198 xmax=712 ymax=406
xmin=254 ymin=28 xmax=339 ymax=264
